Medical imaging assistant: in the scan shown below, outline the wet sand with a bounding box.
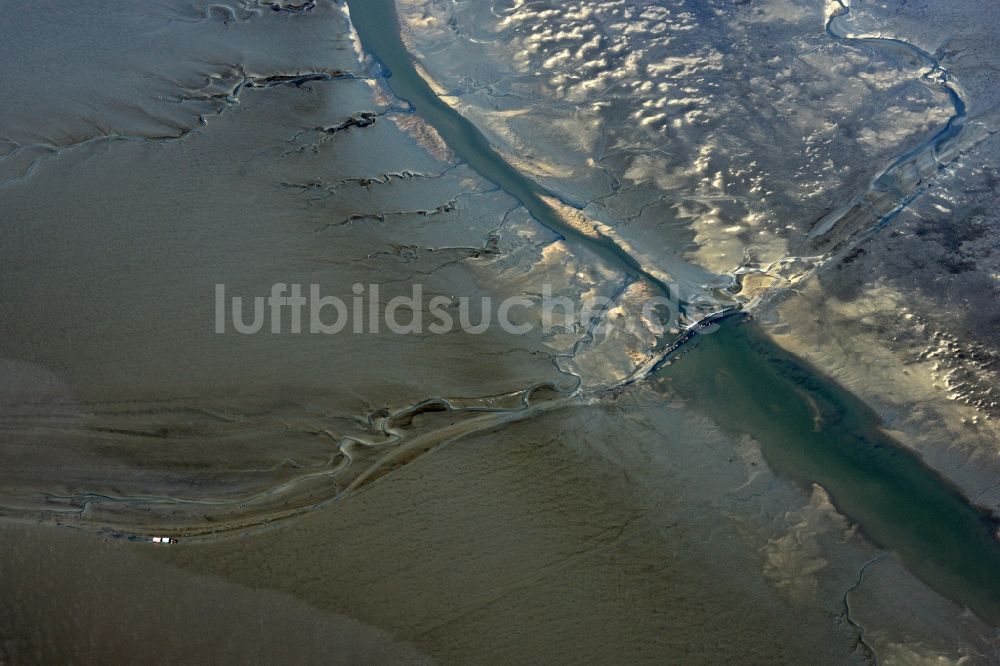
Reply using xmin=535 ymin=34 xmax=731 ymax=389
xmin=3 ymin=0 xmax=1000 ymax=662
xmin=0 ymin=389 xmax=886 ymax=664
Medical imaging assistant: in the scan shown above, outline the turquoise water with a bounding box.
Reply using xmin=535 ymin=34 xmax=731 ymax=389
xmin=343 ymin=0 xmax=675 ymax=298
xmin=346 ymin=0 xmax=1000 ymax=624
xmin=670 ymin=322 xmax=1000 ymax=625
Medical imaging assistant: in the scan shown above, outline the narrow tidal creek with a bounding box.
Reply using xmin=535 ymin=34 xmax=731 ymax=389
xmin=345 ymin=0 xmax=1000 ymax=625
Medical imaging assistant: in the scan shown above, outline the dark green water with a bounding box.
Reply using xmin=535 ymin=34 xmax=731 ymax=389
xmin=346 ymin=0 xmax=1000 ymax=624
xmin=670 ymin=321 xmax=1000 ymax=624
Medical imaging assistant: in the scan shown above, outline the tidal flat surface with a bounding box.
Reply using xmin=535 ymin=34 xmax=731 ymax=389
xmin=2 ymin=0 xmax=1000 ymax=663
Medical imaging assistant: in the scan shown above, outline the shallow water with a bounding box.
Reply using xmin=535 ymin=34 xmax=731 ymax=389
xmin=344 ymin=0 xmax=686 ymax=305
xmin=1 ymin=1 xmax=998 ymax=660
xmin=346 ymin=0 xmax=1000 ymax=626
xmin=670 ymin=320 xmax=1000 ymax=625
